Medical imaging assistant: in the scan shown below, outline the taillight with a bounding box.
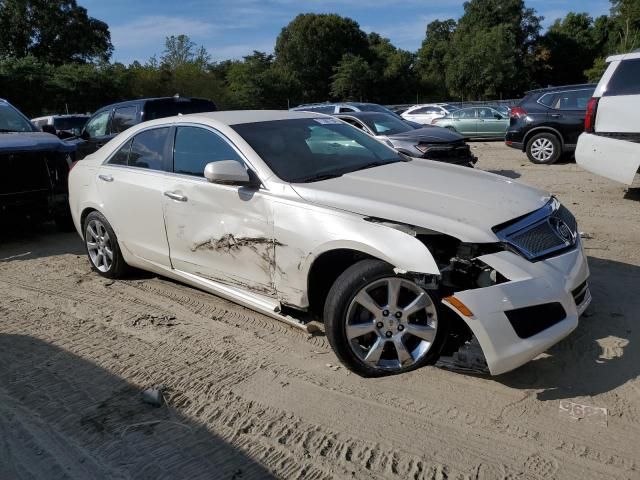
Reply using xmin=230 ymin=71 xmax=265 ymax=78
xmin=510 ymin=106 xmax=527 ymax=119
xmin=584 ymin=97 xmax=599 ymax=133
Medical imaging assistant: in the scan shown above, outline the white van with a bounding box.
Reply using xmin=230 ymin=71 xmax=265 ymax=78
xmin=576 ymin=50 xmax=640 ymax=185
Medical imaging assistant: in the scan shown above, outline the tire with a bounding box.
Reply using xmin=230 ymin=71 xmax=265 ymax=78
xmin=83 ymin=211 xmax=128 ymax=278
xmin=324 ymin=259 xmax=447 ymax=377
xmin=526 ymin=132 xmax=561 ymax=164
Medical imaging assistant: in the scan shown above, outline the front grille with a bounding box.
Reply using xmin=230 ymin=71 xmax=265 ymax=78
xmin=505 ymin=302 xmax=567 ymax=338
xmin=493 ymin=199 xmax=578 ymax=261
xmin=0 ymin=151 xmax=52 ymax=197
xmin=421 ymin=142 xmax=471 ymax=160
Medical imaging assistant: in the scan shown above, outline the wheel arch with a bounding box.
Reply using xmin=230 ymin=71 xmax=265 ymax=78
xmin=522 ymin=126 xmax=564 ymax=151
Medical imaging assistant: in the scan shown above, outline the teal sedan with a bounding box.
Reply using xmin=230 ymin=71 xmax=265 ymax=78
xmin=432 ymin=106 xmax=509 ymax=139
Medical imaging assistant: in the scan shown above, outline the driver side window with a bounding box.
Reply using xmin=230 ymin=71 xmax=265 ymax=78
xmin=85 ymin=110 xmax=110 ymax=138
xmin=173 ymin=126 xmax=242 ymax=177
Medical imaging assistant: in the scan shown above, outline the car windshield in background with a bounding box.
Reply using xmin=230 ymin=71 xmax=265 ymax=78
xmin=360 ymin=113 xmax=413 ymax=136
xmin=0 ymin=104 xmax=36 ymax=132
xmin=232 ymin=118 xmax=404 ymax=183
xmin=145 ymin=99 xmax=217 ymax=120
xmin=54 ymin=117 xmax=88 ymax=131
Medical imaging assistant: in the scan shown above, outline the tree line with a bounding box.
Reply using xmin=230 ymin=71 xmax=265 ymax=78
xmin=0 ymin=0 xmax=638 ymax=117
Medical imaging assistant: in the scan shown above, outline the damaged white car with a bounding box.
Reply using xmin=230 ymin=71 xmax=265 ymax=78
xmin=69 ymin=111 xmax=591 ymax=377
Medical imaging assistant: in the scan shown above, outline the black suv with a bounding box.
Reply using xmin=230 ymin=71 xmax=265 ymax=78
xmin=505 ymin=84 xmax=596 ymax=164
xmin=71 ymin=96 xmax=217 ymax=160
xmin=1 ymin=98 xmax=75 ymax=228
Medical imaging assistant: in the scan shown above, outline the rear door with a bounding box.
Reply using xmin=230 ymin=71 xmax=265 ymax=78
xmin=547 ymin=88 xmax=594 ymax=146
xmin=95 ymin=127 xmax=173 ymax=267
xmin=163 ymin=125 xmax=275 ymax=295
xmin=477 ymin=107 xmax=507 ymax=138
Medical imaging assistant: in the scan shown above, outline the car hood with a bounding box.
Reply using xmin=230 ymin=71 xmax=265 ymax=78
xmin=291 ymin=160 xmax=550 ymax=243
xmin=388 ymin=126 xmax=463 ymax=143
xmin=0 ymin=132 xmax=75 ymax=153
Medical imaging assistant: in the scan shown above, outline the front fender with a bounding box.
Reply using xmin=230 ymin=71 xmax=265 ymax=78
xmin=271 ymin=197 xmax=439 ymax=307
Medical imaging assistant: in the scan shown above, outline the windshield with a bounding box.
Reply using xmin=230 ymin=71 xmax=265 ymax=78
xmin=0 ymin=103 xmax=36 ymax=132
xmin=359 ymin=113 xmax=412 ymax=136
xmin=53 ymin=116 xmax=89 ymax=132
xmin=232 ymin=118 xmax=405 ymax=183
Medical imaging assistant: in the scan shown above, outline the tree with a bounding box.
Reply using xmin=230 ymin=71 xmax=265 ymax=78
xmin=161 ymin=35 xmax=210 ymax=70
xmin=444 ymin=0 xmax=542 ymax=98
xmin=416 ymin=19 xmax=457 ymax=100
xmin=0 ymin=0 xmax=112 ymax=64
xmin=330 ymin=53 xmax=372 ymax=100
xmin=367 ymin=33 xmax=417 ymax=104
xmin=541 ymin=13 xmax=600 ymax=85
xmin=274 ymin=13 xmax=369 ymax=102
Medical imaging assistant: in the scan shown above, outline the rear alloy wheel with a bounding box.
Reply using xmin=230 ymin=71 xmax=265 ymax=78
xmin=83 ymin=211 xmax=128 ymax=278
xmin=325 ymin=260 xmax=446 ymax=377
xmin=526 ymin=133 xmax=561 ymax=164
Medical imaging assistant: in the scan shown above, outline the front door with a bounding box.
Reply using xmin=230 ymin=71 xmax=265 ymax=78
xmin=477 ymin=107 xmax=507 ymax=138
xmin=163 ymin=125 xmax=276 ymax=296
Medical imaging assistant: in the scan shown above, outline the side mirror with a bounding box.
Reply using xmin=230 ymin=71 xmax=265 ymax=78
xmin=80 ymin=129 xmax=90 ymax=140
xmin=42 ymin=124 xmax=57 ymax=135
xmin=204 ymin=160 xmax=253 ymax=186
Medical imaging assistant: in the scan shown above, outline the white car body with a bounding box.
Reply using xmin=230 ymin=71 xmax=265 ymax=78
xmin=69 ymin=110 xmax=590 ymax=376
xmin=576 ymin=51 xmax=640 ymax=185
xmin=401 ymin=104 xmax=456 ymax=125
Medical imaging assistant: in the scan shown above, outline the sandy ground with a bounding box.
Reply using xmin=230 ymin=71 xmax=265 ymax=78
xmin=1 ymin=142 xmax=639 ymax=479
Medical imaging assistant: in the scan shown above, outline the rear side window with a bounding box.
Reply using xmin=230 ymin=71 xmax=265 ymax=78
xmin=129 ymin=128 xmax=169 ymax=171
xmin=552 ymin=89 xmax=594 ymax=110
xmin=108 ymin=139 xmax=132 ymax=166
xmin=604 ymin=59 xmax=640 ymax=96
xmin=173 ymin=127 xmax=242 ymax=177
xmin=537 ymin=93 xmax=556 ymax=107
xmin=338 ymin=107 xmax=355 ymax=113
xmin=111 ymin=106 xmax=137 ymax=133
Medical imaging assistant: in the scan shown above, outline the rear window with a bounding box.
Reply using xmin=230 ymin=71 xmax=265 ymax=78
xmin=604 ymin=59 xmax=640 ymax=96
xmin=144 ymin=99 xmax=217 ymax=120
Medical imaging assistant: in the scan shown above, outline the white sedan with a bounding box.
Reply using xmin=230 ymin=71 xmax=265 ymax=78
xmin=69 ymin=110 xmax=591 ymax=377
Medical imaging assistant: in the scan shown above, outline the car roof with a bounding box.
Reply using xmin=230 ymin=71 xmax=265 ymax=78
xmin=335 ymin=111 xmax=395 ymax=120
xmin=525 ymin=83 xmax=596 ymax=94
xmin=607 ymin=50 xmax=640 ymax=62
xmin=160 ymin=109 xmax=324 ymax=126
xmin=97 ymin=96 xmax=214 ymax=112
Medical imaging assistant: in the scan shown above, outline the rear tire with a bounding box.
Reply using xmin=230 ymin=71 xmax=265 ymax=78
xmin=324 ymin=259 xmax=447 ymax=377
xmin=526 ymin=133 xmax=561 ymax=164
xmin=83 ymin=211 xmax=128 ymax=278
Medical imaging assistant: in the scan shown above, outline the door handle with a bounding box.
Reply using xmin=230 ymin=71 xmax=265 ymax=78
xmin=164 ymin=191 xmax=188 ymax=202
xmin=550 ymin=113 xmax=562 ymax=118
xmin=98 ymin=174 xmax=113 ymax=182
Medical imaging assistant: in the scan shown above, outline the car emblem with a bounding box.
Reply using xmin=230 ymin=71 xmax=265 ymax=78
xmin=550 ymin=217 xmax=575 ymax=243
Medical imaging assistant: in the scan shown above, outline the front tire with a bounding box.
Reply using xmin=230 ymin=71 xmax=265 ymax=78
xmin=526 ymin=133 xmax=561 ymax=164
xmin=324 ymin=259 xmax=446 ymax=377
xmin=83 ymin=211 xmax=128 ymax=278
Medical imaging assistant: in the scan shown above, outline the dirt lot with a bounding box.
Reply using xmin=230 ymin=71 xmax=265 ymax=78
xmin=1 ymin=142 xmax=639 ymax=480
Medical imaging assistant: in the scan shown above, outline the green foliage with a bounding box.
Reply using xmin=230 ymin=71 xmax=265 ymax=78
xmin=330 ymin=54 xmax=372 ymax=100
xmin=416 ymin=19 xmax=457 ymax=100
xmin=444 ymin=0 xmax=541 ymax=99
xmin=0 ymin=0 xmax=112 ymax=64
xmin=274 ymin=13 xmax=369 ymax=102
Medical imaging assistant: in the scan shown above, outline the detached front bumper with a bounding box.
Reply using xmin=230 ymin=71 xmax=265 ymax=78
xmin=443 ymin=242 xmax=590 ymax=375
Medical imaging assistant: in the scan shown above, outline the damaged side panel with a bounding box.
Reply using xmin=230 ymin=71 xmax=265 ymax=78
xmin=163 ymin=179 xmax=277 ymax=296
xmin=270 ymin=195 xmax=441 ymax=307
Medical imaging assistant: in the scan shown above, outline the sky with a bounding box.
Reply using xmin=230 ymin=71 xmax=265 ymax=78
xmin=77 ymin=0 xmax=612 ymax=65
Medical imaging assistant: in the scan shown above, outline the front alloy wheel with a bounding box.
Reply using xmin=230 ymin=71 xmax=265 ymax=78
xmin=346 ymin=277 xmax=438 ymax=370
xmin=325 ymin=259 xmax=446 ymax=377
xmin=526 ymin=133 xmax=561 ymax=164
